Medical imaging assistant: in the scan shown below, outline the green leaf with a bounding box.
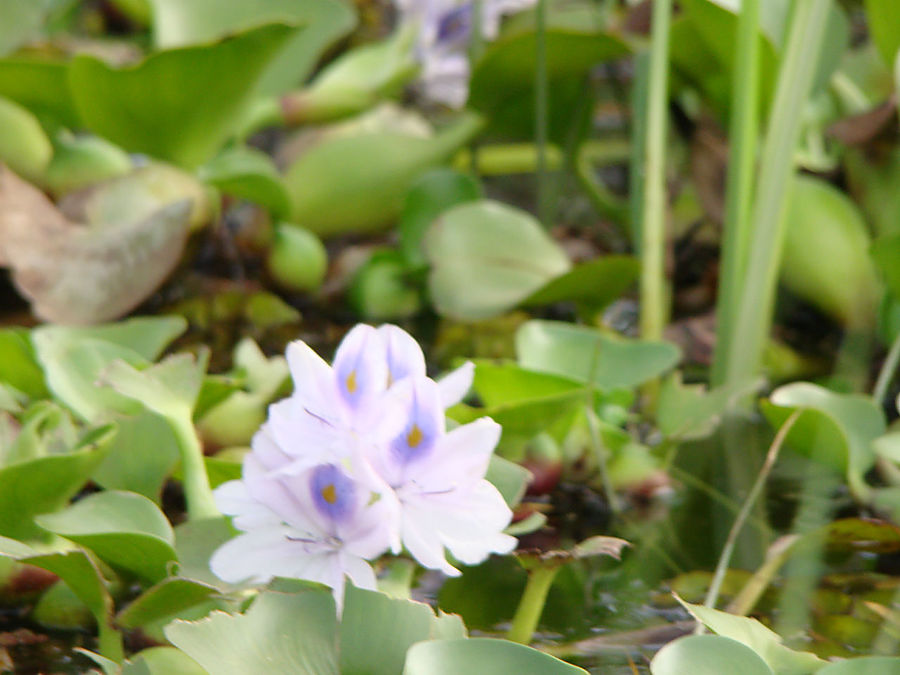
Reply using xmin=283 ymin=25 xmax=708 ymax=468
xmin=32 ymin=317 xmax=185 ymax=422
xmin=340 ymin=584 xmax=465 ymax=675
xmin=69 ymin=24 xmax=298 ymax=167
xmin=469 ymin=19 xmax=628 ymax=140
xmin=817 ymin=656 xmax=900 ymax=674
xmin=657 ymin=373 xmax=761 ymax=441
xmin=286 ymin=112 xmax=484 ymax=236
xmin=865 ymin=0 xmax=900 ymax=67
xmin=399 ymin=168 xmax=482 ymax=269
xmin=149 ymin=0 xmax=356 ymax=94
xmin=761 ymin=383 xmax=886 ymax=499
xmin=198 ymin=146 xmax=291 ymax=218
xmin=522 ymin=256 xmax=639 ymax=310
xmin=91 ymin=411 xmax=180 ymax=502
xmin=425 ymin=201 xmax=572 ymax=321
xmin=515 ymin=320 xmax=681 ymax=389
xmin=650 ymin=634 xmax=774 ymax=675
xmin=403 ymin=638 xmax=587 ymax=675
xmin=0 ymin=425 xmax=114 ymax=541
xmin=101 ymin=352 xmax=209 ymax=420
xmin=173 ymin=517 xmax=236 ymax=589
xmin=165 ymin=589 xmax=340 ymax=675
xmin=35 ymin=491 xmax=175 ymax=584
xmin=472 ymin=361 xmax=584 ymax=407
xmin=121 ymin=647 xmax=207 ymax=675
xmin=0 ymin=329 xmax=47 ymax=399
xmin=871 ymin=233 xmax=900 ymax=300
xmin=485 ymin=455 xmax=532 ymax=508
xmin=679 ymin=599 xmax=824 ymax=675
xmin=117 ymin=577 xmax=219 ymax=630
xmin=0 ymin=58 xmax=79 ymax=128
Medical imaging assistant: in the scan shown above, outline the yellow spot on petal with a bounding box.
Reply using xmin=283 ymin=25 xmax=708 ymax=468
xmin=346 ymin=371 xmax=357 ymax=394
xmin=321 ymin=484 xmax=337 ymax=504
xmin=407 ymin=424 xmax=423 ymax=448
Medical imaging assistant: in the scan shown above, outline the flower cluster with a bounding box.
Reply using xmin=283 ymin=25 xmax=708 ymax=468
xmin=395 ymin=0 xmax=536 ymax=108
xmin=210 ymin=324 xmax=516 ymax=609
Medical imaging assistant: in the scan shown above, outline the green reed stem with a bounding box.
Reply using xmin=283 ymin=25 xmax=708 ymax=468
xmin=507 ymin=562 xmax=561 ymax=644
xmin=711 ymin=0 xmax=761 ymax=387
xmin=700 ymin=411 xmax=799 ymax=619
xmin=170 ymin=413 xmax=219 ymax=521
xmin=638 ymin=0 xmax=672 ymax=343
xmin=535 ymin=0 xmax=551 ymax=226
xmin=722 ymin=0 xmax=831 ymax=387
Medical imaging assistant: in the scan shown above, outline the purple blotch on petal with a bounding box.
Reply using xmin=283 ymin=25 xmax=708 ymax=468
xmin=309 ymin=464 xmax=357 ymax=524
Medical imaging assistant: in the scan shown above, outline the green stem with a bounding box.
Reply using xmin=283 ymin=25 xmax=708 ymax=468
xmin=701 ymin=411 xmax=799 ymax=618
xmin=723 ymin=0 xmax=831 ymax=387
xmin=535 ymin=0 xmax=551 ymax=226
xmin=711 ymin=0 xmax=761 ymax=387
xmin=507 ymin=563 xmax=561 ymax=644
xmin=629 ymin=50 xmax=650 ymax=252
xmin=638 ymin=0 xmax=672 ymax=343
xmin=874 ymin=328 xmax=900 ymax=404
xmin=170 ymin=412 xmax=219 ymax=521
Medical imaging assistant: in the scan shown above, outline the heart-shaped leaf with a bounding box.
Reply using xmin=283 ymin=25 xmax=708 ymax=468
xmin=117 ymin=577 xmax=220 ymax=630
xmin=761 ymin=383 xmax=886 ymax=499
xmin=70 ymin=23 xmax=298 ymax=167
xmin=35 ymin=491 xmax=175 ymax=584
xmin=425 ymin=201 xmax=571 ymax=320
xmin=515 ymin=320 xmax=681 ymax=389
xmin=522 ymin=256 xmax=639 ymax=310
xmin=650 ymin=634 xmax=773 ymax=675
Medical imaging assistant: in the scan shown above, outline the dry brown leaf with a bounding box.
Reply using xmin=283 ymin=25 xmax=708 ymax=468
xmin=0 ymin=166 xmax=190 ymax=324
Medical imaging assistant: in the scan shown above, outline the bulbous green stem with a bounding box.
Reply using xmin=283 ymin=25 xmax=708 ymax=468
xmin=169 ymin=412 xmax=219 ymax=521
xmin=507 ymin=563 xmax=561 ymax=644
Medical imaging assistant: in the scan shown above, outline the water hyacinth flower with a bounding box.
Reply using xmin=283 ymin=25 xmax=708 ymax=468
xmin=395 ymin=0 xmax=537 ymax=107
xmin=210 ymin=428 xmax=396 ymax=611
xmin=210 ymin=323 xmax=514 ymax=608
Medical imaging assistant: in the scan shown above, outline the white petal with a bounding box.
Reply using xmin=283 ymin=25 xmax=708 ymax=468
xmin=436 ymin=361 xmax=474 ymax=407
xmin=401 ymin=508 xmax=460 ymax=576
xmin=209 ymin=527 xmax=302 ymax=584
xmin=404 ymin=417 xmax=500 ymax=490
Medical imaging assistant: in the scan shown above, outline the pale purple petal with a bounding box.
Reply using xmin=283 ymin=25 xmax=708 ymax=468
xmin=402 ymin=417 xmax=501 ymax=491
xmin=401 ymin=508 xmax=461 ymax=576
xmin=333 ymin=324 xmax=389 ymax=409
xmin=436 ymin=361 xmax=474 ymax=407
xmin=379 ymin=324 xmax=426 ymax=383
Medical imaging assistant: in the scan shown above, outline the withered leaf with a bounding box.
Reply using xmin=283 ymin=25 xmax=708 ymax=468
xmin=0 ymin=166 xmax=190 ymax=324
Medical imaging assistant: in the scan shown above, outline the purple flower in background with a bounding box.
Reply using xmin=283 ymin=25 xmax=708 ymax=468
xmin=395 ymin=0 xmax=537 ymax=107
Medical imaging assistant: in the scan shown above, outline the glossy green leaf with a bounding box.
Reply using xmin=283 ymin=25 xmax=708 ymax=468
xmin=425 ymin=201 xmax=571 ymax=321
xmin=871 ymin=233 xmax=900 ymax=301
xmin=35 ymin=491 xmax=175 ymax=584
xmin=817 ymin=656 xmax=900 ymax=674
xmin=0 ymin=328 xmax=48 ymax=399
xmin=198 ymin=146 xmax=291 ymax=218
xmin=149 ymin=0 xmax=356 ymax=94
xmin=821 ymin=517 xmax=900 ymax=554
xmin=91 ymin=411 xmax=180 ymax=502
xmin=846 ymin=147 xmax=900 ymax=239
xmin=403 ymin=638 xmax=587 ymax=675
xmin=472 ymin=362 xmax=584 ymax=407
xmin=448 ymin=389 xmax=584 ymax=441
xmin=340 ymin=584 xmax=466 ymax=675
xmin=0 ymin=425 xmax=114 ymax=541
xmin=865 ymin=0 xmax=900 ymax=67
xmin=515 ymin=320 xmax=681 ymax=389
xmin=117 ymin=577 xmax=219 ymax=630
xmin=761 ymin=383 xmax=886 ymax=498
xmin=522 ymin=256 xmax=639 ymax=310
xmin=166 ymin=589 xmax=340 ymax=675
xmin=680 ymin=600 xmax=824 ymax=674
xmin=0 ymin=58 xmax=78 ymax=128
xmin=399 ymin=168 xmax=482 ymax=268
xmin=34 ymin=316 xmax=186 ymax=363
xmin=286 ymin=113 xmax=483 ymax=236
xmin=69 ymin=24 xmax=298 ymax=167
xmin=650 ymin=634 xmax=773 ymax=675
xmin=173 ymin=517 xmax=236 ymax=589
